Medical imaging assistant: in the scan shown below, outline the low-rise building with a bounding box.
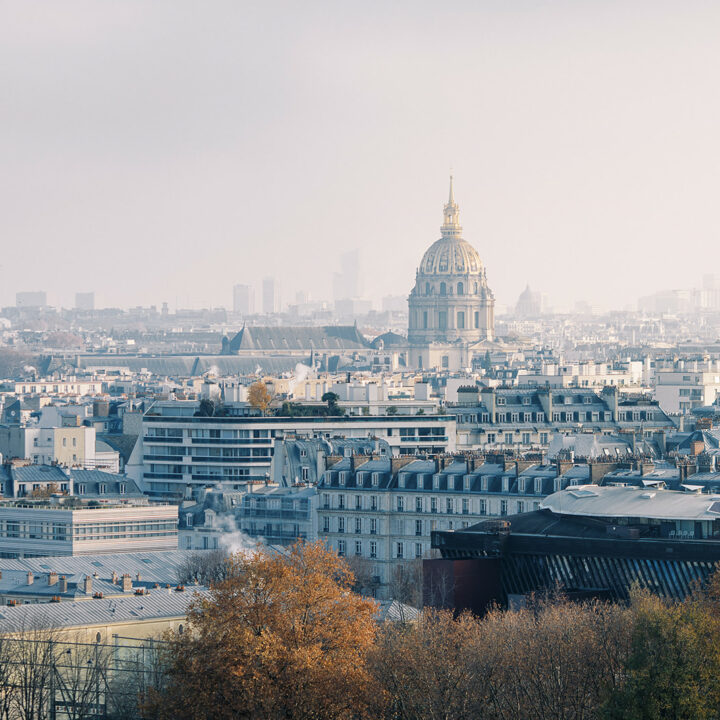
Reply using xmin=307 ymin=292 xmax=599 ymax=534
xmin=0 ymin=499 xmax=178 ymax=558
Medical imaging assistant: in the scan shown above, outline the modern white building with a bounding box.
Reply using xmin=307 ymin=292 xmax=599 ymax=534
xmin=655 ymin=362 xmax=720 ymax=414
xmin=138 ymin=401 xmax=456 ymax=499
xmin=0 ymin=500 xmax=178 ymax=558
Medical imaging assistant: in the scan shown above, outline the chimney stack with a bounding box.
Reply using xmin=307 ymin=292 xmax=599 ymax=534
xmin=26 ymin=572 xmax=33 ymax=586
xmin=122 ymin=574 xmax=133 ymax=592
xmin=111 ymin=571 xmax=118 ymax=585
xmin=48 ymin=572 xmax=58 ymax=586
xmin=83 ymin=575 xmax=92 ymax=595
xmin=59 ymin=576 xmax=67 ymax=593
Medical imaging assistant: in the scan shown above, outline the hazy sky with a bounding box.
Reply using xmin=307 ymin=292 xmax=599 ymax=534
xmin=2 ymin=0 xmax=720 ymax=312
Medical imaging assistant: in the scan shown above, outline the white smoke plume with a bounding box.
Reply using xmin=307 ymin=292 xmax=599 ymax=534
xmin=287 ymin=362 xmax=313 ymax=397
xmin=210 ymin=512 xmax=263 ymax=556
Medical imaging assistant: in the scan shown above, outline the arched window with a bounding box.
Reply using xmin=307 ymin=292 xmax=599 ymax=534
xmin=457 ymin=282 xmax=464 ymax=296
xmin=440 ymin=282 xmax=446 ymax=296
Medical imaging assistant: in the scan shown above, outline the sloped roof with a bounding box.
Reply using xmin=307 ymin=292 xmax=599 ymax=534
xmin=0 ymin=588 xmax=210 ymax=633
xmin=225 ymin=326 xmax=370 ymax=354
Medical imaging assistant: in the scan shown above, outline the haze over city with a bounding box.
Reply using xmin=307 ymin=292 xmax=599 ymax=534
xmin=3 ymin=0 xmax=720 ymax=311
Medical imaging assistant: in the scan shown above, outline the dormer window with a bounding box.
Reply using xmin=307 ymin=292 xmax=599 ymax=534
xmin=98 ymin=484 xmax=107 ymax=495
xmin=77 ymin=484 xmax=85 ymax=496
xmin=118 ymin=483 xmax=126 ymax=495
xmin=433 ymin=474 xmax=440 ymax=489
xmin=372 ymin=473 xmax=380 ymax=487
xmin=339 ymin=472 xmax=347 ymax=486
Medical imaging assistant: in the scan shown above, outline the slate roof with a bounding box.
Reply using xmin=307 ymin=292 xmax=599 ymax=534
xmin=0 ymin=587 xmax=210 ymax=633
xmin=224 ymin=326 xmax=370 ymax=354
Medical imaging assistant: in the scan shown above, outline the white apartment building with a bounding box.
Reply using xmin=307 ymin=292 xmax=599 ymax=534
xmin=14 ymin=379 xmax=104 ymax=396
xmin=139 ymin=401 xmax=456 ymax=499
xmin=655 ymin=363 xmax=720 ymax=414
xmin=0 ymin=425 xmax=119 ymax=472
xmin=317 ymin=452 xmax=577 ymax=598
xmin=0 ymin=501 xmax=178 ymax=558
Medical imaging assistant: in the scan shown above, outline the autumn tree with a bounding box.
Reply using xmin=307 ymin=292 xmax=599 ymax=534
xmin=145 ymin=541 xmax=381 ymax=720
xmin=371 ymin=609 xmax=491 ymax=720
xmin=248 ymin=381 xmax=273 ymax=415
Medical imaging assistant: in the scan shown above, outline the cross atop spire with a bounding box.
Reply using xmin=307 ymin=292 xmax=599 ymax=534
xmin=442 ymin=174 xmax=461 ymax=236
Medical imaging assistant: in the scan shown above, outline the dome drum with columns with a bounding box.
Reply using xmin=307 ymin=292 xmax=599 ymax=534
xmin=408 ymin=177 xmax=495 ymax=346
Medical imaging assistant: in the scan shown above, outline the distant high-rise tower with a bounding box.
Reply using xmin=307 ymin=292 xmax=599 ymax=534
xmin=262 ymin=277 xmax=281 ymax=314
xmin=333 ymin=249 xmax=362 ymax=303
xmin=75 ymin=292 xmax=95 ymax=311
xmin=16 ymin=291 xmax=47 ymax=309
xmin=233 ymin=284 xmax=255 ymax=315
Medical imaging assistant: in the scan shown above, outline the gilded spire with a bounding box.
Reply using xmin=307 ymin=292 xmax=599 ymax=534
xmin=442 ymin=174 xmax=461 ymax=236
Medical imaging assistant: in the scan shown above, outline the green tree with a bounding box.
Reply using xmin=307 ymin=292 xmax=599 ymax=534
xmin=603 ymin=591 xmax=720 ymax=720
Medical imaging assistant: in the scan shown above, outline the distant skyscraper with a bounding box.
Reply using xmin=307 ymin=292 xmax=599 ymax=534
xmin=75 ymin=292 xmax=95 ymax=311
xmin=262 ymin=277 xmax=281 ymax=314
xmin=15 ymin=291 xmax=47 ymax=309
xmin=333 ymin=249 xmax=362 ymax=302
xmin=233 ymin=284 xmax=255 ymax=315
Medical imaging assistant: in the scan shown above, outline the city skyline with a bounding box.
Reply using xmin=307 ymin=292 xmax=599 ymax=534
xmin=3 ymin=2 xmax=720 ymax=311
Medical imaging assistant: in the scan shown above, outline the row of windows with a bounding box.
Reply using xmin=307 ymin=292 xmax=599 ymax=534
xmin=420 ymin=310 xmax=481 ymax=330
xmin=323 ymin=499 xmax=542 ymax=538
xmin=322 ymin=482 xmax=548 ymax=510
xmin=422 ymin=281 xmax=480 ymax=296
xmin=336 ymin=539 xmax=425 ymax=560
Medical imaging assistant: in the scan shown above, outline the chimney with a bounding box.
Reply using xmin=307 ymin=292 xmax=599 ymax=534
xmin=589 ymin=460 xmax=622 ymax=485
xmin=690 ymin=439 xmax=705 ymax=457
xmin=555 ymin=457 xmax=574 ymax=477
xmin=59 ymin=575 xmax=67 ymax=593
xmin=350 ymin=455 xmax=371 ymax=471
xmin=639 ymin=460 xmax=655 ymax=476
xmin=122 ymin=574 xmax=133 ymax=592
xmin=48 ymin=572 xmax=58 ymax=586
xmin=83 ymin=575 xmax=92 ymax=595
xmin=391 ymin=456 xmax=415 ymax=474
xmin=111 ymin=571 xmax=119 ymax=585
xmin=26 ymin=572 xmax=33 ymax=586
xmin=136 ymin=573 xmax=141 ymax=582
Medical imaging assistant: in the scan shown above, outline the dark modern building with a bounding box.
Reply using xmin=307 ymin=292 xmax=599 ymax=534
xmin=428 ymin=485 xmax=720 ymax=613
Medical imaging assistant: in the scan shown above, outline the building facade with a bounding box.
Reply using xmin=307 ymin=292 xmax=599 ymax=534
xmin=139 ymin=401 xmax=457 ymax=498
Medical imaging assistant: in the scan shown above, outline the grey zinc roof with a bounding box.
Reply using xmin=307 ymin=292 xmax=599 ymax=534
xmin=0 ymin=588 xmax=210 ymax=633
xmin=0 ymin=550 xmax=204 ymax=584
xmin=12 ymin=465 xmax=67 ymax=486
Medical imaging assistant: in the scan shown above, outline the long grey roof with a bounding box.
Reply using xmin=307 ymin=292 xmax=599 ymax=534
xmin=0 ymin=587 xmax=210 ymax=633
xmin=0 ymin=550 xmax=204 ymax=582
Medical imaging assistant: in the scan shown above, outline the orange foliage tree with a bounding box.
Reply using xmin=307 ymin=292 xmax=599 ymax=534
xmin=144 ymin=541 xmax=381 ymax=720
xmin=247 ymin=380 xmax=273 ymax=415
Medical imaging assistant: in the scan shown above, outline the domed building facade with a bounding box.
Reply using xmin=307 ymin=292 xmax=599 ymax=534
xmin=408 ymin=178 xmax=495 ymax=369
